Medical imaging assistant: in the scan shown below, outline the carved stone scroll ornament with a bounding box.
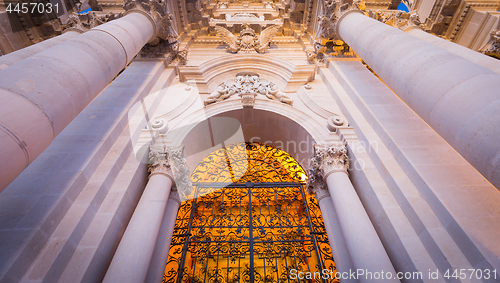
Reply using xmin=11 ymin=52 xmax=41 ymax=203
xmin=215 ymin=24 xmax=281 ymax=53
xmin=60 ymin=12 xmax=123 ymax=33
xmin=204 ymin=73 xmax=293 ymax=106
xmin=123 ymin=0 xmax=178 ymax=45
xmin=369 ymin=10 xmax=422 ymax=32
xmin=316 ymin=0 xmax=367 ymax=41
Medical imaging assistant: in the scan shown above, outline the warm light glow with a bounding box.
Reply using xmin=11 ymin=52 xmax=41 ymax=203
xmin=163 ymin=143 xmax=337 ymax=283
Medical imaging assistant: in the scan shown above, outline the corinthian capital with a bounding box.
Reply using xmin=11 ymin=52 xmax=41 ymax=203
xmin=61 ymin=12 xmax=123 ymax=33
xmin=310 ymin=143 xmax=349 ymax=180
xmin=148 ymin=149 xmax=172 ymax=177
xmin=370 ymin=10 xmax=422 ymax=32
xmin=123 ymin=0 xmax=178 ymax=45
xmin=316 ymin=0 xmax=366 ymax=40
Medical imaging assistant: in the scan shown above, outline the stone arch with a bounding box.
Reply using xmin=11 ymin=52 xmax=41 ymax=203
xmin=177 ymin=54 xmax=316 ymax=93
xmin=154 ymin=98 xmax=340 ymax=172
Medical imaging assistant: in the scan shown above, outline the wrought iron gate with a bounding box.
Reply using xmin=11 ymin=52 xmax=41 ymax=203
xmin=162 ymin=143 xmax=337 ymax=283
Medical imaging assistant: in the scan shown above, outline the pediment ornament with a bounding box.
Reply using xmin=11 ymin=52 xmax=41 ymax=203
xmin=204 ymin=72 xmax=293 ymax=107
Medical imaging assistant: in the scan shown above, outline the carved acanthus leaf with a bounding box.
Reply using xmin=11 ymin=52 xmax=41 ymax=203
xmin=61 ymin=12 xmax=123 ymax=33
xmin=370 ymin=10 xmax=422 ymax=31
xmin=316 ymin=0 xmax=366 ymax=41
xmin=167 ymin=146 xmax=193 ymax=202
xmin=148 ymin=149 xmax=171 ymax=176
xmin=204 ymin=72 xmax=293 ymax=106
xmin=309 ymin=143 xmax=349 ymax=180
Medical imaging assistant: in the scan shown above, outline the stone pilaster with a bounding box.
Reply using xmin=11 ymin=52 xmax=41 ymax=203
xmin=123 ymin=0 xmax=178 ymax=45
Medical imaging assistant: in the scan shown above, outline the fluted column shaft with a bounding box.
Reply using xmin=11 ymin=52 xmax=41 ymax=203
xmin=405 ymin=27 xmax=500 ymax=74
xmin=103 ymin=164 xmax=173 ymax=283
xmin=0 ymin=30 xmax=81 ymax=70
xmin=337 ymin=12 xmax=500 ymax=189
xmin=0 ymin=11 xmax=155 ymax=191
xmin=308 ymin=144 xmax=399 ymax=282
xmin=314 ymin=188 xmax=358 ymax=282
xmin=145 ymin=190 xmax=181 ymax=283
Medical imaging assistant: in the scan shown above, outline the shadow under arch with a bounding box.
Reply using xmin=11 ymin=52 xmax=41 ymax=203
xmin=157 ymin=100 xmax=340 ymax=174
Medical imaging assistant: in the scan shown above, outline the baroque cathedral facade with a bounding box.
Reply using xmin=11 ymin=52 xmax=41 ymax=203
xmin=0 ymin=0 xmax=500 ymax=282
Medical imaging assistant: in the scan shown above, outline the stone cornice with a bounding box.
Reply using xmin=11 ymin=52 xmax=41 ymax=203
xmin=123 ymin=0 xmax=178 ymax=45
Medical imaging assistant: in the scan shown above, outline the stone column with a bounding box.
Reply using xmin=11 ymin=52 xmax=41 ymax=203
xmin=103 ymin=146 xmax=188 ymax=283
xmin=307 ymin=184 xmax=357 ymax=282
xmin=0 ymin=0 xmax=177 ymax=192
xmin=317 ymin=3 xmax=500 ymax=189
xmin=145 ymin=189 xmax=181 ymax=283
xmin=371 ymin=11 xmax=500 ymax=74
xmin=308 ymin=144 xmax=399 ymax=282
xmin=0 ymin=31 xmax=81 ymax=70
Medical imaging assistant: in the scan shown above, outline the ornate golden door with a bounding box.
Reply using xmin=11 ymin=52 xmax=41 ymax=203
xmin=162 ymin=143 xmax=337 ymax=283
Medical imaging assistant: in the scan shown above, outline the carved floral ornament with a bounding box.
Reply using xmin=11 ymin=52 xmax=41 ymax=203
xmin=148 ymin=146 xmax=193 ymax=200
xmin=306 ymin=143 xmax=349 ymax=199
xmin=204 ymin=72 xmax=293 ymax=107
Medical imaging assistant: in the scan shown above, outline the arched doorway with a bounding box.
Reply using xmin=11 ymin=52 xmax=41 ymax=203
xmin=162 ymin=142 xmax=338 ymax=283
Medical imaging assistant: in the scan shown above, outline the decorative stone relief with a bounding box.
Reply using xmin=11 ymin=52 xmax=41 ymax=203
xmin=307 ymin=143 xmax=349 ymax=186
xmin=484 ymin=30 xmax=500 ymax=59
xmin=370 ymin=10 xmax=422 ymax=32
xmin=215 ymin=24 xmax=281 ymax=53
xmin=204 ymin=72 xmax=293 ymax=106
xmin=60 ymin=12 xmax=123 ymax=33
xmin=123 ymin=0 xmax=178 ymax=45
